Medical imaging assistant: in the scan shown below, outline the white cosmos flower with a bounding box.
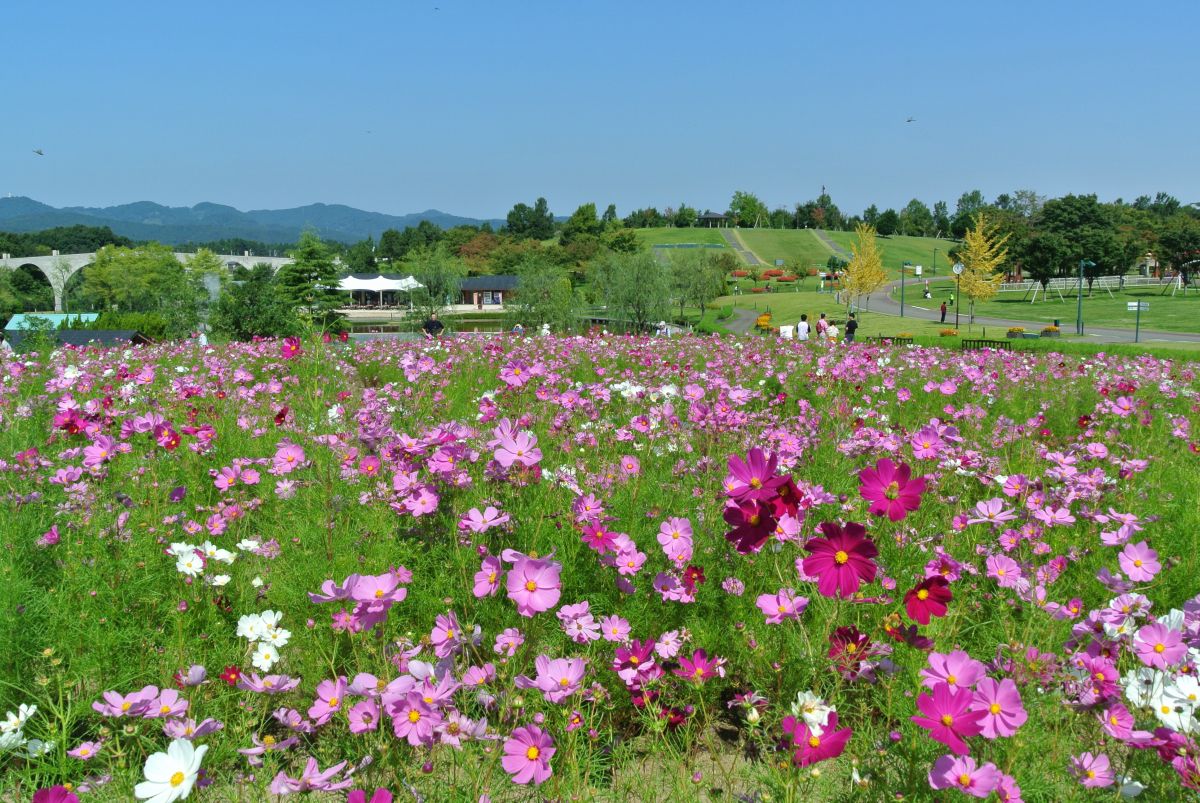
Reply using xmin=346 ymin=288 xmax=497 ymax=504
xmin=1149 ymin=690 xmax=1194 ymax=733
xmin=258 ymin=610 xmax=283 ymax=630
xmin=0 ymin=704 xmax=36 ymax=734
xmin=207 ymin=575 xmax=231 ymax=587
xmin=199 ymin=542 xmax=235 ymax=564
xmin=252 ymin=643 xmax=279 ymax=671
xmin=1122 ymin=668 xmax=1165 ymax=708
xmin=236 ymin=539 xmax=260 ymax=552
xmin=236 ymin=614 xmax=264 ymax=641
xmin=264 ymin=627 xmax=291 ymax=648
xmin=0 ymin=730 xmax=26 ymax=751
xmin=174 ymin=554 xmax=203 ymax=578
xmin=167 ymin=542 xmax=195 ymax=558
xmin=1119 ymin=775 xmax=1146 ymax=798
xmin=22 ymin=738 xmax=53 ymax=757
xmin=789 ymin=691 xmax=835 ymax=736
xmin=134 ymin=738 xmax=207 ymax=803
xmin=251 ymin=576 xmax=264 ymax=588
xmin=1166 ymin=675 xmax=1200 ymax=709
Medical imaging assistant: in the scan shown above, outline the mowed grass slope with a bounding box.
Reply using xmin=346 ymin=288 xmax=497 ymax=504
xmin=736 ymin=229 xmax=834 ymax=270
xmin=634 ymin=227 xmax=729 ymax=246
xmin=824 ymin=231 xmax=960 ymax=274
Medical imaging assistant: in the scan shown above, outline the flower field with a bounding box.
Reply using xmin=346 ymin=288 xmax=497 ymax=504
xmin=1 ymin=334 xmax=1199 ymax=802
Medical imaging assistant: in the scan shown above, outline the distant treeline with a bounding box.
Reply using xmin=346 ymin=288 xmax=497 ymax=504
xmin=0 ymin=225 xmax=133 ymax=258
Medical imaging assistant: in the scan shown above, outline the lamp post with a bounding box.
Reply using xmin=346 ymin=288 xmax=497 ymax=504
xmin=901 ymin=261 xmax=910 ymax=317
xmin=933 ymin=247 xmax=938 ymax=275
xmin=1076 ymin=259 xmax=1095 ymax=335
xmin=952 ymin=262 xmax=964 ymax=329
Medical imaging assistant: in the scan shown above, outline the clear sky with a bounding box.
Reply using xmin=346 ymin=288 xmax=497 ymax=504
xmin=3 ymin=0 xmax=1197 ymax=220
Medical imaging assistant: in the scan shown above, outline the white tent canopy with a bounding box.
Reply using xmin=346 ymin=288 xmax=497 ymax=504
xmin=338 ymin=274 xmax=424 ymax=293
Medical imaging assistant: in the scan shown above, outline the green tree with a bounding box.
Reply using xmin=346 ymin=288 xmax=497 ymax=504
xmin=593 ymin=251 xmax=669 ymax=333
xmin=673 ymin=204 xmax=697 ymax=229
xmin=506 ymin=197 xmax=555 ymax=240
xmin=1020 ymin=231 xmax=1071 ymax=290
xmin=875 ymin=209 xmax=899 ymax=236
xmin=932 ymin=201 xmax=951 ymax=236
xmin=508 ymin=255 xmax=577 ymax=332
xmin=1157 ymin=214 xmax=1200 ymax=287
xmin=404 ymin=244 xmax=467 ymax=319
xmin=862 ymin=204 xmax=880 ymax=226
xmin=276 ymin=231 xmax=345 ymax=330
xmin=378 ymin=229 xmax=405 ymax=263
xmin=560 ymin=203 xmax=604 ymax=245
xmin=899 ymin=199 xmax=934 ymax=236
xmin=670 ymin=249 xmax=725 ymax=324
xmin=728 ymin=191 xmax=769 ymax=227
xmin=345 ymin=237 xmax=377 ymax=273
xmin=601 ymin=204 xmax=619 ymax=226
xmin=78 ymin=244 xmax=208 ymax=336
xmin=957 ymin=213 xmax=1009 ymax=323
xmin=604 ymin=229 xmax=641 ymax=254
xmin=211 ymin=263 xmax=299 ymax=340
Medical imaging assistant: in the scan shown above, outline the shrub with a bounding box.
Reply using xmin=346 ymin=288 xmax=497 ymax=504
xmin=940 ymin=328 xmax=958 ymax=337
xmin=1007 ymin=327 xmax=1026 ymax=334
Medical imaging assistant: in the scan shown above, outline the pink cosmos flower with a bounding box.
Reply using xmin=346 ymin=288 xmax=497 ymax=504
xmin=272 ymin=444 xmax=305 ymax=474
xmin=92 ymin=686 xmax=156 ymax=717
xmin=557 ymin=601 xmax=600 ymax=643
xmin=599 ymin=615 xmax=631 ymax=642
xmin=1070 ymin=752 xmax=1114 ymax=788
xmin=146 ymin=688 xmax=189 ymax=718
xmin=921 ymin=650 xmax=987 ymax=691
xmin=986 ymin=555 xmax=1022 ymax=588
xmin=347 ymin=699 xmax=380 ymax=734
xmin=473 ymin=556 xmax=503 ymax=598
xmin=390 ymin=693 xmax=440 ymax=747
xmin=967 ymin=498 xmax=1016 ymax=526
xmin=1134 ymin=622 xmax=1186 ymax=669
xmin=619 ymin=455 xmax=640 ymax=476
xmin=782 ymin=712 xmax=853 ymax=766
xmin=927 ymin=754 xmax=1002 ymax=797
xmin=673 ymin=649 xmax=725 ymax=683
xmin=911 ymin=682 xmax=986 ymax=755
xmin=67 ymin=740 xmax=103 ymax=760
xmin=494 ymin=431 xmax=542 ymax=468
xmin=430 ymin=612 xmax=462 ymax=658
xmin=969 ymin=677 xmax=1027 ymax=738
xmin=802 ymin=521 xmax=879 ymax=598
xmin=460 ymin=506 xmax=510 ymax=533
xmin=904 ymin=577 xmax=952 ymax=625
xmin=347 ymin=790 xmax=393 ymax=803
xmin=858 ymin=458 xmax=926 ymax=521
xmin=505 ymin=557 xmax=562 ymax=617
xmin=494 ymin=628 xmax=524 ymax=656
xmin=280 ymin=336 xmax=302 ymax=360
xmin=32 ymin=788 xmax=79 ymax=803
xmin=755 ymin=588 xmax=809 ymax=624
xmin=502 ymin=724 xmax=555 ymax=785
xmin=307 ymin=677 xmax=347 ymax=724
xmin=516 ymin=656 xmax=587 ymax=703
xmin=724 ymin=447 xmax=782 ymax=502
xmin=1118 ymin=541 xmax=1160 ymax=582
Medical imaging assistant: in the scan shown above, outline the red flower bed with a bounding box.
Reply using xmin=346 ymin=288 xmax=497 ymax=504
xmin=731 ymin=270 xmax=749 ymax=278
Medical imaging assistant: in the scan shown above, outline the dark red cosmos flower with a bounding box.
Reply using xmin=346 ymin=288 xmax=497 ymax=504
xmin=275 ymin=406 xmax=289 ymax=426
xmin=827 ymin=625 xmax=875 ymax=667
xmin=220 ymin=665 xmax=242 ymax=686
xmin=904 ymin=576 xmax=953 ymax=625
xmin=682 ymin=564 xmax=706 ymax=593
xmin=723 ymin=501 xmax=777 ymax=555
xmin=768 ymin=476 xmax=804 ymax=518
xmin=802 ymin=521 xmax=878 ymax=598
xmin=885 ymin=622 xmax=935 ymax=652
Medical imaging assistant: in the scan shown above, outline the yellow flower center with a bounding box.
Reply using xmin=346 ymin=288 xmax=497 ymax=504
xmin=1086 ymin=770 xmax=1096 ymax=779
xmin=328 ymin=697 xmax=339 ymax=708
xmin=749 ymin=477 xmax=762 ymax=489
xmin=997 ymin=569 xmax=1006 ymax=576
xmin=749 ymin=514 xmax=760 ymax=526
xmin=777 ymin=605 xmax=788 ymax=613
xmin=884 ymin=481 xmax=900 ymax=500
xmin=671 ymin=531 xmax=680 ymax=540
xmin=1133 ymin=559 xmax=1143 ymax=567
xmin=808 ymin=736 xmax=820 ymax=748
xmin=989 ymin=703 xmax=1001 ymax=715
xmin=1155 ymin=643 xmax=1166 ymax=654
xmin=408 ymin=710 xmax=421 ymax=723
xmin=834 ymin=550 xmax=849 ymax=565
xmin=916 ymin=589 xmax=929 ymax=601
xmin=845 ymin=643 xmax=857 ymax=654
xmin=958 ymin=773 xmax=971 ymax=787
xmin=445 ymin=629 xmax=454 ymax=639
xmin=160 ymin=705 xmax=171 ymax=715
xmin=940 ymin=714 xmax=953 ymax=726
xmin=488 ymin=572 xmax=497 ymax=583
xmin=1110 ymin=716 xmax=1119 ymax=726
xmin=525 ymin=580 xmax=537 ymax=592
xmin=263 ymin=735 xmax=276 ymax=746
xmin=526 ymin=746 xmax=540 ymax=760
xmin=946 ymin=674 xmax=957 ymax=685
xmin=629 ymin=656 xmax=640 ymax=665
xmin=559 ymin=677 xmax=570 ymax=687
xmin=79 ymin=748 xmax=90 ymax=756
xmin=1162 ymin=705 xmax=1172 ymax=714
xmin=121 ymin=702 xmax=132 ymax=712
xmin=170 ymin=771 xmax=186 ymax=787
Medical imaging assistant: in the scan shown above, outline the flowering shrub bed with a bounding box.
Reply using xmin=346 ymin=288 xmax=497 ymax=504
xmin=1 ymin=335 xmax=1199 ymax=801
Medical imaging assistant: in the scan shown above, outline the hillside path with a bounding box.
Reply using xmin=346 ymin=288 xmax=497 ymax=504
xmin=720 ymin=229 xmax=763 ymax=265
xmin=813 ymin=229 xmax=853 ymax=261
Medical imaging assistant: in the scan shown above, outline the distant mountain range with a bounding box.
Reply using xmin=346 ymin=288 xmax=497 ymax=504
xmin=0 ymin=197 xmax=506 ymax=245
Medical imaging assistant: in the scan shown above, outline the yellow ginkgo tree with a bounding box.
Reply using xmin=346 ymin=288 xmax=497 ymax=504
xmin=843 ymin=222 xmax=888 ymax=312
xmin=955 ymin=212 xmax=1010 ymax=324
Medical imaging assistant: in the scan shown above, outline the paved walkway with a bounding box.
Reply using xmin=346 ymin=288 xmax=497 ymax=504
xmin=813 ymin=229 xmax=853 ymax=261
xmin=866 ymin=279 xmax=1200 ymax=345
xmin=720 ymin=229 xmax=763 ymax=265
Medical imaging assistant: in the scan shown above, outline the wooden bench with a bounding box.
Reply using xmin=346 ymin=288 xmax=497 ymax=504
xmin=961 ymin=338 xmax=1013 ymax=352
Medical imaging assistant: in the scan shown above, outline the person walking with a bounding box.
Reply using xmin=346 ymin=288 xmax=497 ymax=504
xmin=948 ymin=291 xmax=955 ymax=307
xmin=845 ymin=313 xmax=858 ymax=343
xmin=796 ymin=314 xmax=810 ymax=342
xmin=815 ymin=313 xmax=829 ymax=339
xmin=940 ymin=302 xmax=947 ymax=324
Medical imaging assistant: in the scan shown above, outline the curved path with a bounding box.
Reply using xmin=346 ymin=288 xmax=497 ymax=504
xmin=866 ymin=279 xmax=1200 ymax=345
xmin=813 ymin=229 xmax=853 ymax=261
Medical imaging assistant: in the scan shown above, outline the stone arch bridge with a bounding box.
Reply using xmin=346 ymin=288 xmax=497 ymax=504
xmin=0 ymin=251 xmax=294 ymax=312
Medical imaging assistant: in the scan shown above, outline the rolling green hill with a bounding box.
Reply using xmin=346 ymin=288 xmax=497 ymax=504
xmin=634 ymin=228 xmax=728 ymax=246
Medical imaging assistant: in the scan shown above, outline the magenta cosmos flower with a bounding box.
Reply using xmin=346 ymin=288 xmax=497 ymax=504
xmin=858 ymin=458 xmax=926 ymax=521
xmin=927 ymin=755 xmax=1002 ymax=798
xmin=347 ymin=791 xmax=392 ymax=803
xmin=673 ymin=649 xmax=724 ymax=683
xmin=904 ymin=576 xmax=952 ymax=625
xmin=501 ymin=724 xmax=555 ymax=785
xmin=802 ymin=521 xmax=879 ymax=598
xmin=32 ymin=787 xmax=79 ymax=803
xmin=782 ymin=712 xmax=852 ymax=766
xmin=280 ymin=336 xmax=302 ymax=360
xmin=969 ymin=677 xmax=1027 ymax=739
xmin=912 ymin=682 xmax=986 ymax=755
xmin=505 ymin=557 xmax=562 ymax=617
xmin=724 ymin=447 xmax=783 ymax=503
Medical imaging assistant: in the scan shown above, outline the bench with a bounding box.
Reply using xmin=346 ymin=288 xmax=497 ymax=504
xmin=961 ymin=339 xmax=1013 ymax=352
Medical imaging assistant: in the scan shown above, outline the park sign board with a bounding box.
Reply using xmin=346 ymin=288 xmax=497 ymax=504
xmin=774 ymin=259 xmax=785 ymax=267
xmin=1127 ymin=302 xmax=1149 ymax=312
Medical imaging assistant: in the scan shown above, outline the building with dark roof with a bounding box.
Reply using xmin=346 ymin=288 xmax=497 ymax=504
xmin=459 ymin=275 xmax=518 ymax=307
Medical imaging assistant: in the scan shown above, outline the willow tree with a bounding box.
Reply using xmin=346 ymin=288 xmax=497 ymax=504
xmin=957 ymin=212 xmax=1009 ymax=323
xmin=843 ymin=222 xmax=887 ymax=311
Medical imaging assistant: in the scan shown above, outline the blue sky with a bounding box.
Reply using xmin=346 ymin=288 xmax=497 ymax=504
xmin=3 ymin=1 xmax=1197 ymax=220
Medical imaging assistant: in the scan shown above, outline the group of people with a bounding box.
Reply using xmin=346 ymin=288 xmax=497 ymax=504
xmin=792 ymin=312 xmax=858 ymax=343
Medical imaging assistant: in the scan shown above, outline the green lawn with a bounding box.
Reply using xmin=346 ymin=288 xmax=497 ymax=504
xmin=634 ymin=227 xmax=728 ymax=246
xmin=896 ymin=282 xmax=1200 ymax=334
xmin=825 ymin=231 xmax=959 ymax=275
xmin=736 ymin=229 xmax=834 ymax=270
